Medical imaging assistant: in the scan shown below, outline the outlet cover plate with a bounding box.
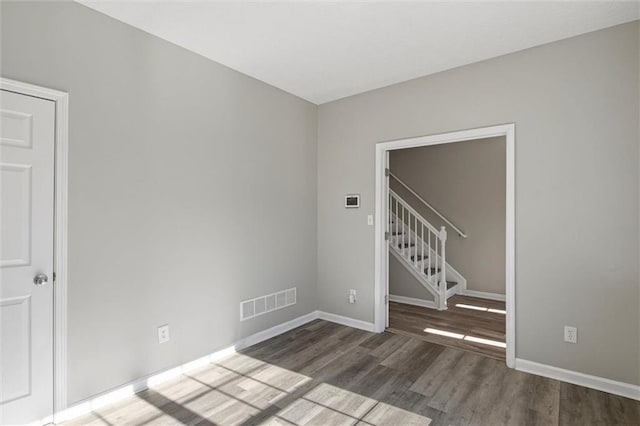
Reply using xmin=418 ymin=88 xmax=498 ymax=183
xmin=158 ymin=324 xmax=170 ymax=344
xmin=564 ymin=326 xmax=577 ymax=344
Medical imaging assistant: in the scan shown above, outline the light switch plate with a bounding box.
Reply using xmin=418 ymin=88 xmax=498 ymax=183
xmin=367 ymin=215 xmax=374 ymax=226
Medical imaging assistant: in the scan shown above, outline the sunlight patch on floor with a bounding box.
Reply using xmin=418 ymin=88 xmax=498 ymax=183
xmin=271 ymin=382 xmax=432 ymax=426
xmin=455 ymin=303 xmax=486 ymax=311
xmin=464 ymin=335 xmax=507 ymax=348
xmin=424 ymin=327 xmax=464 ymax=339
xmin=455 ymin=303 xmax=506 ymax=315
xmin=65 ymin=352 xmax=434 ymax=426
xmin=274 ymin=383 xmax=375 ymax=425
xmin=363 ymin=402 xmax=433 ymax=425
xmin=424 ymin=327 xmax=506 ymax=348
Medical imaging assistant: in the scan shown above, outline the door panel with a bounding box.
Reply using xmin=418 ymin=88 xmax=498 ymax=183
xmin=1 ymin=164 xmax=31 ymax=267
xmin=0 ymin=89 xmax=55 ymax=425
xmin=1 ymin=296 xmax=31 ymax=404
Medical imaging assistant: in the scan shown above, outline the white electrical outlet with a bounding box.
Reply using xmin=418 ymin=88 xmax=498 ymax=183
xmin=158 ymin=324 xmax=170 ymax=344
xmin=564 ymin=326 xmax=577 ymax=344
xmin=367 ymin=215 xmax=374 ymax=226
xmin=348 ymin=289 xmax=357 ymax=304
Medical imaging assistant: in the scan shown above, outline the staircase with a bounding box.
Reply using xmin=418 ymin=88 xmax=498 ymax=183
xmin=389 ymin=188 xmax=467 ymax=310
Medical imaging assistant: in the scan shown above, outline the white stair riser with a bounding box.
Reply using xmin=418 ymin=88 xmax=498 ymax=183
xmin=389 ymin=212 xmax=467 ymax=310
xmin=390 ymin=225 xmax=465 ymax=287
xmin=446 ymin=284 xmax=460 ymax=299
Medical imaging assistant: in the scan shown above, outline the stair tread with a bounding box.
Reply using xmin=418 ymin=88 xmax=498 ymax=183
xmin=422 ymin=268 xmax=458 ymax=289
xmin=410 ymin=254 xmax=428 ymax=261
xmin=398 ymin=243 xmax=416 ymax=248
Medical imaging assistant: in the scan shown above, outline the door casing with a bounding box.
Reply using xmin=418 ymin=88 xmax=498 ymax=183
xmin=374 ymin=123 xmax=515 ymax=367
xmin=1 ymin=77 xmax=69 ymax=421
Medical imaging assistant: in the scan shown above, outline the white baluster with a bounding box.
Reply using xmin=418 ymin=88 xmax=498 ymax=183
xmin=394 ymin=197 xmax=397 ymax=239
xmin=401 ymin=205 xmax=405 ymax=254
xmin=421 ymin=223 xmax=424 ymax=270
xmin=434 ymin=235 xmax=438 ymax=281
xmin=413 ymin=216 xmax=418 ymax=266
xmin=428 ymin=231 xmax=431 ymax=279
xmin=387 ymin=195 xmax=393 ymax=241
xmin=407 ymin=211 xmax=412 ymax=258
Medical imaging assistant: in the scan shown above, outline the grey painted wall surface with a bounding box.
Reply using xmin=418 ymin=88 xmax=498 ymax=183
xmin=1 ymin=1 xmax=318 ymax=404
xmin=390 ymin=136 xmax=506 ymax=296
xmin=318 ymin=21 xmax=639 ymax=385
xmin=389 ymin=255 xmax=434 ymax=302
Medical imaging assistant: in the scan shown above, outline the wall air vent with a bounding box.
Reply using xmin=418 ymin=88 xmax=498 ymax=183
xmin=240 ymin=287 xmax=296 ymax=321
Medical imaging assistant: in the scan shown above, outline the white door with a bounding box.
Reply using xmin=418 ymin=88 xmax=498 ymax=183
xmin=0 ymin=89 xmax=55 ymax=425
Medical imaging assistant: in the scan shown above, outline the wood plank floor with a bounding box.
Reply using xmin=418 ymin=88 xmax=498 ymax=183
xmin=388 ymin=295 xmax=506 ymax=360
xmin=63 ymin=320 xmax=639 ymax=426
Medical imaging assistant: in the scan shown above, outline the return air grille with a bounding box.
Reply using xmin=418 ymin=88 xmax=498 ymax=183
xmin=240 ymin=287 xmax=296 ymax=321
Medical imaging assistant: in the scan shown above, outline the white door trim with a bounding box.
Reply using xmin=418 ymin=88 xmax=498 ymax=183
xmin=374 ymin=123 xmax=516 ymax=368
xmin=1 ymin=77 xmax=69 ymax=418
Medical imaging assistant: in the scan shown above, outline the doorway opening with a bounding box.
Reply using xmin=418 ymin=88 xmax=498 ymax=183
xmin=374 ymin=124 xmax=515 ymax=366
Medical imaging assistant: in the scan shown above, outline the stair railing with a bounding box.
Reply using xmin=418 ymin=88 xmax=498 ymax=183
xmin=389 ymin=171 xmax=467 ymax=239
xmin=389 ymin=189 xmax=448 ymax=309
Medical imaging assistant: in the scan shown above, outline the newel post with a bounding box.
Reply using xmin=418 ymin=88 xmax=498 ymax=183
xmin=439 ymin=226 xmax=448 ymax=310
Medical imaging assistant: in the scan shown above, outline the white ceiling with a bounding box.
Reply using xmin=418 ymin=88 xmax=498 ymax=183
xmin=78 ymin=1 xmax=639 ymax=104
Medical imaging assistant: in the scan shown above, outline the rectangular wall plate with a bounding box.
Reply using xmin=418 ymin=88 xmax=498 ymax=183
xmin=157 ymin=324 xmax=170 ymax=344
xmin=564 ymin=326 xmax=577 ymax=344
xmin=345 ymin=194 xmax=360 ymax=208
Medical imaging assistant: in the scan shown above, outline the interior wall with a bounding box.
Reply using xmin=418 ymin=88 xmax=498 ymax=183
xmin=317 ymin=21 xmax=640 ymax=385
xmin=1 ymin=1 xmax=318 ymax=404
xmin=390 ymin=136 xmax=506 ymax=296
xmin=389 ymin=255 xmax=434 ymax=302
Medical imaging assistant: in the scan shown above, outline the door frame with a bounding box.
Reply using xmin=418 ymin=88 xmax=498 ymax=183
xmin=374 ymin=123 xmax=515 ymax=367
xmin=1 ymin=77 xmax=69 ymax=418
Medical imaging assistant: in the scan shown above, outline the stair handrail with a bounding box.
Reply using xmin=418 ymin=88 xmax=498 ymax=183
xmin=390 ymin=189 xmax=440 ymax=237
xmin=389 ymin=171 xmax=468 ymax=238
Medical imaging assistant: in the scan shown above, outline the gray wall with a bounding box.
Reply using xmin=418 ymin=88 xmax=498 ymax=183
xmin=2 ymin=0 xmax=637 ymax=401
xmin=1 ymin=1 xmax=318 ymax=404
xmin=318 ymin=21 xmax=639 ymax=385
xmin=390 ymin=136 xmax=506 ymax=296
xmin=389 ymin=255 xmax=434 ymax=301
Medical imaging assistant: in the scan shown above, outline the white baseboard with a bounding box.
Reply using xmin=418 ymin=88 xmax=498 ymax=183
xmin=51 ymin=312 xmax=640 ymax=424
xmin=54 ymin=310 xmax=378 ymax=423
xmin=459 ymin=289 xmax=506 ymax=301
xmin=317 ymin=311 xmax=377 ymax=332
xmin=389 ymin=294 xmax=437 ymax=309
xmin=53 ymin=311 xmax=320 ymax=423
xmin=515 ymin=359 xmax=640 ymax=401
xmin=236 ymin=311 xmax=319 ymax=349
xmin=27 ymin=415 xmax=53 ymax=426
